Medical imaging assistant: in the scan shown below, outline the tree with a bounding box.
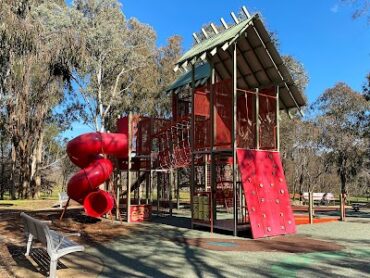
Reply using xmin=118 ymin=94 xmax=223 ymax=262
xmin=71 ymin=0 xmax=160 ymax=131
xmin=312 ymin=83 xmax=369 ymax=196
xmin=341 ymin=0 xmax=370 ymax=23
xmin=282 ymin=55 xmax=309 ymax=100
xmin=278 ymin=54 xmax=311 ymax=195
xmin=153 ymin=35 xmax=183 ymax=117
xmin=0 ymin=0 xmax=82 ymax=198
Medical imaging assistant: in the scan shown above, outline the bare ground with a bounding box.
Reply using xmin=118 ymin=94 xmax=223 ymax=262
xmin=0 ymin=201 xmax=133 ymax=278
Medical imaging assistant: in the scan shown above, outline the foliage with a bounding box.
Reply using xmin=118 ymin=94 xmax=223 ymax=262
xmin=0 ymin=0 xmax=82 ymax=198
xmin=311 ymin=83 xmax=369 ymax=194
xmin=70 ymin=0 xmax=182 ymax=131
xmin=341 ymin=0 xmax=370 ymax=23
xmin=0 ymin=0 xmax=182 ymax=199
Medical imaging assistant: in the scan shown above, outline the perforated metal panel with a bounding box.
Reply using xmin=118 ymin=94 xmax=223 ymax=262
xmin=237 ymin=149 xmax=296 ymax=239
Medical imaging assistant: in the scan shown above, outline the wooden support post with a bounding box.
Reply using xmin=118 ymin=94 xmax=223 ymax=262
xmin=145 ymin=171 xmax=149 ymax=205
xmin=255 ymin=88 xmax=260 ymax=150
xmin=340 ymin=192 xmax=346 ymax=221
xmin=137 ymin=171 xmax=141 ymax=205
xmin=169 ymin=168 xmax=173 ymax=216
xmin=116 ymin=172 xmax=121 ymax=220
xmin=232 ymin=42 xmax=238 ymax=236
xmin=210 ymin=63 xmax=216 ymax=231
xmin=309 ymin=191 xmax=314 ymax=224
xmin=276 ymin=86 xmax=280 ymax=151
xmin=157 ymin=172 xmax=160 ymax=215
xmin=190 ymin=64 xmax=195 ymax=229
xmin=176 ymin=170 xmax=180 ymax=209
xmin=149 ymin=121 xmax=153 ymax=205
xmin=59 ymin=197 xmax=70 ymax=221
xmin=239 ymin=181 xmax=243 ymax=223
xmin=127 ymin=113 xmax=132 ymax=223
xmin=149 ymin=169 xmax=153 ymax=204
xmin=204 ymin=162 xmax=208 ymax=191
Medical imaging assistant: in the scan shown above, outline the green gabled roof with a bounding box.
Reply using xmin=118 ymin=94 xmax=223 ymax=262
xmin=168 ymin=11 xmax=306 ymax=111
xmin=166 ymin=63 xmax=210 ymax=93
xmin=177 ymin=16 xmax=255 ymax=65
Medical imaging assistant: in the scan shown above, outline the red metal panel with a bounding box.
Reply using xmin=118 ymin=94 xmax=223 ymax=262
xmin=130 ymin=205 xmax=152 ymax=222
xmin=237 ymin=149 xmax=296 ymax=239
xmin=214 ymin=80 xmax=232 ymax=147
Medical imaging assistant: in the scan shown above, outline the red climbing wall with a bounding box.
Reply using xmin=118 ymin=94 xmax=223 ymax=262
xmin=237 ymin=149 xmax=296 ymax=239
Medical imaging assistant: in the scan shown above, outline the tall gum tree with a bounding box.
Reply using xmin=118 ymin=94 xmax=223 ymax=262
xmin=72 ymin=0 xmax=160 ymax=131
xmin=312 ymin=83 xmax=369 ymax=196
xmin=0 ymin=0 xmax=83 ymax=198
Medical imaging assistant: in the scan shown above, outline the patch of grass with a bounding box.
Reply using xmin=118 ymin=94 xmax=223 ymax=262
xmin=348 ymin=196 xmax=369 ymax=203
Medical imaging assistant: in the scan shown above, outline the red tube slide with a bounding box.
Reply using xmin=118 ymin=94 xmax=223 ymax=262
xmin=66 ymin=132 xmax=128 ymax=217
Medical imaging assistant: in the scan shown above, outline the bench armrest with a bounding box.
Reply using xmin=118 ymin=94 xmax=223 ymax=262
xmin=52 ymin=232 xmax=82 ymax=251
xmin=62 ymin=232 xmax=81 ymax=237
xmin=40 ymin=220 xmax=52 ymax=224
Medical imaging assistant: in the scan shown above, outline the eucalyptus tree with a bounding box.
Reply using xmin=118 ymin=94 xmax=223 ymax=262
xmin=151 ymin=35 xmax=183 ymax=117
xmin=0 ymin=0 xmax=83 ymax=198
xmin=312 ymin=83 xmax=369 ymax=196
xmin=71 ymin=0 xmax=162 ymax=131
xmin=341 ymin=0 xmax=370 ymax=23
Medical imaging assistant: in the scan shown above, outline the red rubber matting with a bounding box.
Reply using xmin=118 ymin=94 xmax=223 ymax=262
xmin=237 ymin=149 xmax=296 ymax=239
xmin=294 ymin=215 xmax=339 ymax=225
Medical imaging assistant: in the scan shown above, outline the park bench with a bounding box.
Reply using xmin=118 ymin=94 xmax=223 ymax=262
xmin=351 ymin=203 xmax=367 ymax=212
xmin=58 ymin=192 xmax=69 ymax=209
xmin=302 ymin=192 xmax=335 ymax=205
xmin=352 ymin=203 xmax=361 ymax=212
xmin=20 ymin=212 xmax=84 ymax=278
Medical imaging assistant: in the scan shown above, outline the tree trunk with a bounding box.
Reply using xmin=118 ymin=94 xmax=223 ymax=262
xmin=339 ymin=153 xmax=347 ymax=221
xmin=32 ymin=131 xmax=44 ymax=199
xmin=10 ymin=144 xmax=17 ymax=199
xmin=0 ymin=163 xmax=4 ymax=200
xmin=97 ymin=59 xmax=104 ymax=132
xmin=0 ymin=136 xmax=4 ymax=200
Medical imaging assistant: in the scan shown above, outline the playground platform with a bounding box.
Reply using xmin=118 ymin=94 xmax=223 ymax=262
xmin=1 ymin=209 xmax=369 ymax=278
xmin=89 ymin=216 xmax=369 ymax=277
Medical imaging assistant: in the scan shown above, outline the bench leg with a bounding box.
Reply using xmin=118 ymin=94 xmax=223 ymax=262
xmin=25 ymin=234 xmax=33 ymax=256
xmin=49 ymin=259 xmax=58 ymax=278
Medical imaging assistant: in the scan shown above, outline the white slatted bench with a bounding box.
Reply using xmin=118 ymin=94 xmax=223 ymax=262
xmin=20 ymin=212 xmax=84 ymax=278
xmin=302 ymin=192 xmax=335 ymax=205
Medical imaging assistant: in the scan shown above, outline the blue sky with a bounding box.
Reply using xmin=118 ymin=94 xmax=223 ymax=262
xmin=63 ymin=0 xmax=370 ymax=138
xmin=121 ymin=0 xmax=369 ymax=101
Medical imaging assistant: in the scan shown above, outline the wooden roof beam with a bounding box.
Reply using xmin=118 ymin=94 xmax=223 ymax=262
xmin=220 ymin=18 xmax=229 ymax=29
xmin=210 ymin=23 xmax=219 ymax=34
xmin=242 ymin=6 xmax=251 ymax=18
xmin=192 ymin=33 xmax=201 ymax=44
xmin=201 ymin=28 xmax=209 ymax=39
xmin=231 ymin=12 xmax=239 ymax=24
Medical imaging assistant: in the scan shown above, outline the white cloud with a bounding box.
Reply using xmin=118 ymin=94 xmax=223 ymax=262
xmin=330 ymin=4 xmax=339 ymax=13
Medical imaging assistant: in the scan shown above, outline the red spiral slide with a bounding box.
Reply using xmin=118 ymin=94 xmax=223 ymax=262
xmin=66 ymin=129 xmax=128 ymax=218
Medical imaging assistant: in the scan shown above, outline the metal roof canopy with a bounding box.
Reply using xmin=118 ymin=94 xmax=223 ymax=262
xmin=167 ymin=63 xmax=210 ymax=93
xmin=170 ymin=11 xmax=306 ymax=112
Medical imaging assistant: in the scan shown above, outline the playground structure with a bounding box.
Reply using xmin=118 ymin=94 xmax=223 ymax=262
xmin=66 ymin=7 xmax=309 ymax=239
